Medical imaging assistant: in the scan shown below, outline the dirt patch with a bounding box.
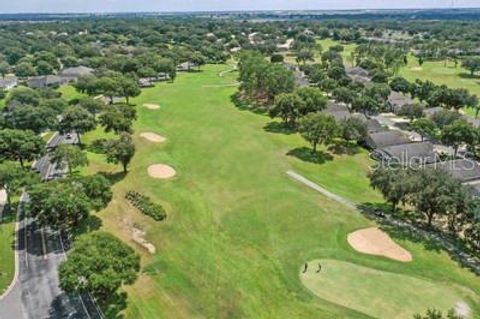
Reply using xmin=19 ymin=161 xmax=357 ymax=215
xmin=455 ymin=301 xmax=471 ymax=318
xmin=122 ymin=218 xmax=156 ymax=254
xmin=347 ymin=227 xmax=412 ymax=262
xmin=140 ymin=132 xmax=166 ymax=143
xmin=410 ymin=67 xmax=423 ymax=71
xmin=143 ymin=103 xmax=160 ymax=110
xmin=147 ymin=164 xmax=176 ymax=179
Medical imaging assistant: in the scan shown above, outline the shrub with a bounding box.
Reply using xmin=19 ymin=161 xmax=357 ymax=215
xmin=125 ymin=190 xmax=167 ymax=221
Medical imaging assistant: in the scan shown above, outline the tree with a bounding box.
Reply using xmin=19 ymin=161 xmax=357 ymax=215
xmin=398 ymin=103 xmax=425 ymax=121
xmin=461 ymin=57 xmax=480 ymax=76
xmin=59 ymin=232 xmax=140 ymax=302
xmin=59 ymin=106 xmax=96 ymax=144
xmin=369 ymin=166 xmax=411 ymax=212
xmin=105 ymin=133 xmax=135 ymax=173
xmin=27 ymin=181 xmax=91 ymax=230
xmin=0 ymin=129 xmax=45 ymax=167
xmin=270 ymin=54 xmax=284 ymax=63
xmin=117 ymin=76 xmax=141 ymax=104
xmin=71 ymin=174 xmax=112 ymax=210
xmin=269 ymin=93 xmax=305 ymax=126
xmin=51 ymin=145 xmax=89 ymax=176
xmin=0 ymin=161 xmax=38 ymax=206
xmin=0 ymin=61 xmax=10 ymax=78
xmin=4 ymin=105 xmax=57 ymax=133
xmin=99 ymin=104 xmax=136 ymax=134
xmin=389 ymin=77 xmax=411 ymax=95
xmin=295 ymin=87 xmax=328 ymax=115
xmin=411 ymin=118 xmax=438 ymax=142
xmin=340 ymin=117 xmax=367 ymax=143
xmin=298 ymin=112 xmax=339 ymax=153
xmin=79 ymin=97 xmax=105 ymax=115
xmin=6 ymin=87 xmax=40 ymax=106
xmin=441 ymin=120 xmax=477 ymax=157
xmin=332 ymin=87 xmax=355 ymax=108
xmin=431 ymin=109 xmax=461 ymax=129
xmin=35 ymin=60 xmax=54 ymax=75
xmin=15 ymin=62 xmax=37 ymax=78
xmin=296 ymin=49 xmax=315 ymax=65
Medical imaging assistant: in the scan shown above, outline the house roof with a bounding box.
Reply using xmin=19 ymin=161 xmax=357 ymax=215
xmin=463 ymin=116 xmax=480 ymax=128
xmin=423 ymin=107 xmax=443 ymax=118
xmin=346 ymin=67 xmax=369 ymax=77
xmin=426 ymin=159 xmax=480 ymax=183
xmin=367 ymin=118 xmax=388 ymax=133
xmin=0 ymin=76 xmax=17 ymax=89
xmin=59 ymin=66 xmax=94 ymax=78
xmin=294 ymin=71 xmax=309 ymax=87
xmin=388 ymin=91 xmax=414 ymax=113
xmin=323 ymin=102 xmax=351 ymax=122
xmin=27 ymin=75 xmax=68 ymax=88
xmin=375 ymin=142 xmax=437 ymax=164
xmin=365 ymin=130 xmax=412 ymax=149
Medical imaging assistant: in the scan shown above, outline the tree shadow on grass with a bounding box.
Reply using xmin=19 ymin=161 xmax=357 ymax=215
xmin=99 ymin=171 xmax=127 ymax=186
xmin=328 ymin=141 xmax=361 ymax=155
xmin=230 ymin=93 xmax=267 ymax=115
xmin=263 ymin=121 xmax=296 ymax=135
xmin=101 ymin=291 xmax=128 ymax=319
xmin=287 ymin=147 xmax=333 ymax=164
xmin=458 ymin=72 xmax=480 ymax=80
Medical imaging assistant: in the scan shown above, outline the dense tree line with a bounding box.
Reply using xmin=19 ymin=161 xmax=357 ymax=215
xmin=369 ymin=165 xmax=480 ymax=253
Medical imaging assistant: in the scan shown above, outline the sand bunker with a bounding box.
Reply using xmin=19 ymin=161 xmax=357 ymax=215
xmin=147 ymin=164 xmax=176 ymax=179
xmin=347 ymin=227 xmax=412 ymax=262
xmin=131 ymin=227 xmax=156 ymax=254
xmin=143 ymin=103 xmax=160 ymax=110
xmin=411 ymin=67 xmax=423 ymax=71
xmin=140 ymin=132 xmax=166 ymax=143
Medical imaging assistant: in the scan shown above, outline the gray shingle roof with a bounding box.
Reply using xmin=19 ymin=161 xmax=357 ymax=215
xmin=367 ymin=118 xmax=388 ymax=133
xmin=423 ymin=107 xmax=444 ymax=118
xmin=426 ymin=159 xmax=480 ymax=183
xmin=59 ymin=66 xmax=94 ymax=78
xmin=374 ymin=142 xmax=437 ymax=165
xmin=388 ymin=91 xmax=414 ymax=113
xmin=365 ymin=130 xmax=412 ymax=149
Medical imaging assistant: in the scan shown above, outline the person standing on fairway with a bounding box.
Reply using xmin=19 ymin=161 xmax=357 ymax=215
xmin=316 ymin=263 xmax=322 ymax=273
xmin=303 ymin=263 xmax=308 ymax=273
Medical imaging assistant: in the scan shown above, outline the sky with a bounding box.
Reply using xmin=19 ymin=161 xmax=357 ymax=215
xmin=1 ymin=0 xmax=479 ymax=14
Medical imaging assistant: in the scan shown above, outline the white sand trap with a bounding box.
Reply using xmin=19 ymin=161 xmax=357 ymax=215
xmin=143 ymin=103 xmax=160 ymax=110
xmin=455 ymin=301 xmax=471 ymax=318
xmin=411 ymin=67 xmax=423 ymax=71
xmin=140 ymin=132 xmax=166 ymax=143
xmin=347 ymin=227 xmax=412 ymax=262
xmin=147 ymin=164 xmax=176 ymax=179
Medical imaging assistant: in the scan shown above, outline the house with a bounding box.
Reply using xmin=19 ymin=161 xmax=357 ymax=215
xmin=388 ymin=91 xmax=414 ymax=114
xmin=294 ymin=71 xmax=309 ymax=88
xmin=463 ymin=116 xmax=480 ymax=128
xmin=373 ymin=142 xmax=437 ymax=165
xmin=323 ymin=102 xmax=351 ymax=122
xmin=177 ymin=62 xmax=197 ymax=72
xmin=364 ymin=130 xmax=412 ymax=149
xmin=423 ymin=107 xmax=443 ymax=118
xmin=426 ymin=159 xmax=480 ymax=184
xmin=0 ymin=76 xmax=18 ymax=90
xmin=27 ymin=75 xmax=69 ymax=89
xmin=277 ymin=38 xmax=294 ymax=51
xmin=58 ymin=66 xmax=94 ymax=80
xmin=139 ymin=78 xmax=155 ymax=88
xmin=367 ymin=118 xmax=388 ymax=134
xmin=346 ymin=67 xmax=372 ymax=84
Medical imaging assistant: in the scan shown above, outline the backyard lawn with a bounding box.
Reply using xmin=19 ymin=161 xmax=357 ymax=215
xmin=75 ymin=65 xmax=480 ymax=318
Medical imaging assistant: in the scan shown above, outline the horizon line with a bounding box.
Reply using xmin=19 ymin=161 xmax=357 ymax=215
xmin=1 ymin=7 xmax=480 ymax=15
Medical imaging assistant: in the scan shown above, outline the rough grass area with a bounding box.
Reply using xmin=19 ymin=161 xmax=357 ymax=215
xmin=399 ymin=54 xmax=480 ymax=117
xmin=76 ymin=65 xmax=480 ymax=318
xmin=301 ymin=259 xmax=477 ymax=319
xmin=0 ymin=215 xmax=15 ymax=294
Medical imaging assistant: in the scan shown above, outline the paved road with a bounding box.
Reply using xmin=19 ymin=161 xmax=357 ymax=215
xmin=0 ymin=146 xmax=103 ymax=319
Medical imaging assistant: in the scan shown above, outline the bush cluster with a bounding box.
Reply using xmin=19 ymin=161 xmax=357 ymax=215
xmin=125 ymin=190 xmax=167 ymax=221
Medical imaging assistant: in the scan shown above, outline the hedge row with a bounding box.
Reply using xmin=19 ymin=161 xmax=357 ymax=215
xmin=125 ymin=190 xmax=167 ymax=221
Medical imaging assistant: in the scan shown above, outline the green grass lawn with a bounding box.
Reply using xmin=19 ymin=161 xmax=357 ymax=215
xmin=301 ymin=259 xmax=476 ymax=319
xmin=79 ymin=65 xmax=480 ymax=318
xmin=399 ymin=54 xmax=480 ymax=116
xmin=0 ymin=214 xmax=15 ymax=295
xmin=58 ymin=84 xmax=86 ymax=102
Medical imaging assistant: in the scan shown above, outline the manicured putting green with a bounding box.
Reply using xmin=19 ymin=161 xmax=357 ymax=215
xmin=300 ymin=259 xmax=475 ymax=319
